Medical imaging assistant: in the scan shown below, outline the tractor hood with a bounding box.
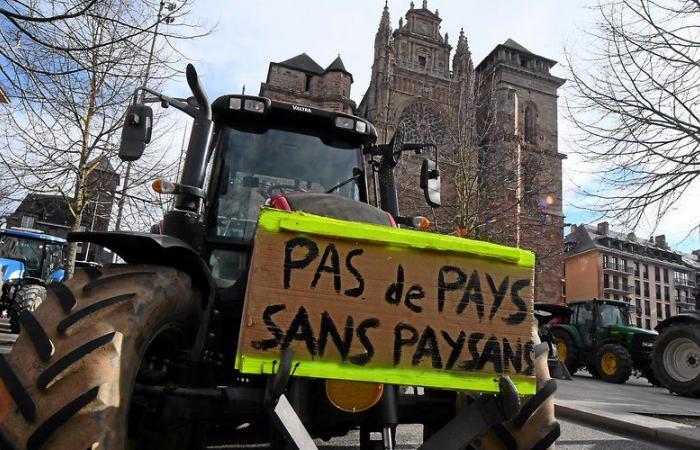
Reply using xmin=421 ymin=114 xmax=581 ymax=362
xmin=0 ymin=258 xmax=25 ymax=282
xmin=609 ymin=324 xmax=658 ymax=337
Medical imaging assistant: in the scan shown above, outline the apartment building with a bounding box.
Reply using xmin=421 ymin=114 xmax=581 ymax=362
xmin=564 ymin=222 xmax=697 ymax=330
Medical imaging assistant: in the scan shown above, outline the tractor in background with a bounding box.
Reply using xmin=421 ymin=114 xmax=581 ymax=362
xmin=0 ymin=227 xmax=67 ymax=332
xmin=548 ymin=299 xmax=658 ymax=384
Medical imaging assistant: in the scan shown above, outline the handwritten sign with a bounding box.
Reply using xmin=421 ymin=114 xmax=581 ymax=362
xmin=235 ymin=208 xmax=537 ymax=394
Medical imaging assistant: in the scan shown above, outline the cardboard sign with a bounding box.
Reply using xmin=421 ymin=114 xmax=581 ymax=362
xmin=235 ymin=208 xmax=537 ymax=394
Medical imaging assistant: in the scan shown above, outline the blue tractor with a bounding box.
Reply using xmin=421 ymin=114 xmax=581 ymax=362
xmin=0 ymin=228 xmax=67 ymax=333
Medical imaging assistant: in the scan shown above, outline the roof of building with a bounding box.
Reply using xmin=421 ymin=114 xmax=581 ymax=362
xmin=277 ymin=53 xmax=325 ymax=74
xmin=476 ymin=38 xmax=558 ymax=71
xmin=324 ymin=56 xmax=353 ymax=82
xmin=565 ymin=223 xmax=691 ymax=270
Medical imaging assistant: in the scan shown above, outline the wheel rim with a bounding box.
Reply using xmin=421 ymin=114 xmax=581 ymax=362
xmin=662 ymin=337 xmax=700 ymax=382
xmin=555 ymin=339 xmax=567 ymax=361
xmin=601 ymin=352 xmax=618 ymax=376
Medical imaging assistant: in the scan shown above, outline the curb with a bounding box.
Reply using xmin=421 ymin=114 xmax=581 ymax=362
xmin=555 ymin=402 xmax=700 ymax=450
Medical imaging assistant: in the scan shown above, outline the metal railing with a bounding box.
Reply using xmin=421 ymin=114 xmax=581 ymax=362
xmin=674 ymin=277 xmax=696 ymax=288
xmin=602 ymin=261 xmax=634 ymax=274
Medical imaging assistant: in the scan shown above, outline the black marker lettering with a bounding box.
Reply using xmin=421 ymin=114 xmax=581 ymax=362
xmin=502 ymin=337 xmax=522 ymax=373
xmin=385 ymin=265 xmax=404 ymax=305
xmin=437 ymin=266 xmax=466 ymax=313
xmin=441 ymin=330 xmax=466 ymax=370
xmin=486 ymin=274 xmax=509 ymax=320
xmin=251 ymin=304 xmax=286 ymax=350
xmin=312 ymin=243 xmax=341 ymax=293
xmin=281 ymin=306 xmax=316 ymax=356
xmin=477 ymin=335 xmax=503 ymax=373
xmin=349 ymin=318 xmax=379 ymax=365
xmin=458 ymin=270 xmax=484 ymax=319
xmin=404 ymin=284 xmax=425 ymax=313
xmin=461 ymin=332 xmax=485 ymax=371
xmin=317 ymin=312 xmax=353 ymax=360
xmin=344 ymin=249 xmax=365 ymax=297
xmin=412 ymin=326 xmax=443 ymax=369
xmin=505 ymin=279 xmax=530 ymax=325
xmin=284 ymin=237 xmax=319 ymax=289
xmin=393 ymin=323 xmax=418 ymax=366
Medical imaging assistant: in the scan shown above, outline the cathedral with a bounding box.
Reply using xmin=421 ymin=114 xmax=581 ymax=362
xmin=258 ymin=1 xmax=565 ymax=304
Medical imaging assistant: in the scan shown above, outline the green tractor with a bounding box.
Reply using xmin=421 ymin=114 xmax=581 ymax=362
xmin=550 ymin=299 xmax=658 ymax=384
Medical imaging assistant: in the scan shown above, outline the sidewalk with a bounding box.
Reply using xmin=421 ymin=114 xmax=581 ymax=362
xmin=555 ymin=373 xmax=700 ymax=449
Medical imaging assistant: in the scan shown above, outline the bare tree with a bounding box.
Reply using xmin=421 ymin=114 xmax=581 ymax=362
xmin=565 ymin=0 xmax=700 ymax=230
xmin=0 ymin=0 xmax=204 ymax=276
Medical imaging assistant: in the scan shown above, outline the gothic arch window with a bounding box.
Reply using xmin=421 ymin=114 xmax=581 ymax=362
xmin=524 ymin=103 xmax=537 ymax=144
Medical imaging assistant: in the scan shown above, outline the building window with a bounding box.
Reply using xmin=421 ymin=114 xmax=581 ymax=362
xmin=645 ymin=319 xmax=651 ymax=330
xmin=604 ymin=293 xmax=610 ymax=299
xmin=635 ymin=280 xmax=641 ymax=296
xmin=636 ymin=317 xmax=642 ymax=327
xmin=634 ymin=262 xmax=640 ymax=277
xmin=655 ymin=284 xmax=661 ymax=300
xmin=604 ymin=274 xmax=610 ymax=288
xmin=644 ymin=300 xmax=650 ymax=316
xmin=524 ymin=104 xmax=536 ymax=144
xmin=613 ymin=275 xmax=619 ymax=289
xmin=663 ymin=268 xmax=669 ymax=283
xmin=20 ymin=216 xmax=35 ymax=228
xmin=643 ymin=282 xmax=649 ymax=297
xmin=613 ymin=294 xmax=619 ymax=300
xmin=304 ymin=74 xmax=312 ymax=92
xmin=675 ymin=271 xmax=688 ymax=285
xmin=664 ymin=286 xmax=670 ymax=302
xmin=676 ymin=288 xmax=681 ymax=302
xmin=635 ymin=298 xmax=641 ymax=310
xmin=665 ymin=304 xmax=671 ymax=318
xmin=418 ymin=56 xmax=426 ymax=68
xmin=655 ymin=266 xmax=660 ymax=280
xmin=642 ymin=264 xmax=649 ymax=279
xmin=656 ymin=303 xmax=663 ymax=319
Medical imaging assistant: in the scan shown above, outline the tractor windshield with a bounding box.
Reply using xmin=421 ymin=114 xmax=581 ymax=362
xmin=0 ymin=235 xmax=44 ymax=278
xmin=597 ymin=303 xmax=631 ymax=327
xmin=211 ymin=126 xmax=363 ymax=241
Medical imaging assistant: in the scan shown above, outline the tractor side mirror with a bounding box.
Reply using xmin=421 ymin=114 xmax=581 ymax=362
xmin=420 ymin=158 xmax=441 ymax=208
xmin=119 ymin=104 xmax=153 ymax=161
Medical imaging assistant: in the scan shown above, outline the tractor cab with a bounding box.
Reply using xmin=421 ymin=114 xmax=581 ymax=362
xmin=0 ymin=228 xmax=67 ymax=284
xmin=206 ymin=96 xmax=376 ymax=243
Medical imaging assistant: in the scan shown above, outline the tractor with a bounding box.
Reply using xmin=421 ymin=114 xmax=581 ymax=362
xmin=0 ymin=65 xmax=559 ymax=449
xmin=0 ymin=228 xmax=67 ymax=333
xmin=651 ymin=309 xmax=700 ymax=397
xmin=549 ymin=298 xmax=657 ymax=384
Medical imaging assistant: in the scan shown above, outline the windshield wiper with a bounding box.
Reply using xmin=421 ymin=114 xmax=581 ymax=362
xmin=326 ymin=167 xmax=362 ymax=194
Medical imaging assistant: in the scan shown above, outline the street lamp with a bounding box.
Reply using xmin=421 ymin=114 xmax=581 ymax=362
xmin=113 ymin=1 xmax=176 ymax=238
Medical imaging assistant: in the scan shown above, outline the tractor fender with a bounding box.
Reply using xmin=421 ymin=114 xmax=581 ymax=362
xmin=68 ymin=231 xmax=215 ymax=311
xmin=551 ymin=324 xmax=583 ymax=348
xmin=655 ymin=310 xmax=700 ymax=333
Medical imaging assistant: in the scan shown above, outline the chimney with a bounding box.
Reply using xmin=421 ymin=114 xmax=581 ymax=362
xmin=654 ymin=235 xmax=667 ymax=248
xmin=596 ymin=222 xmax=609 ymax=235
xmin=569 ymin=224 xmax=577 ymax=234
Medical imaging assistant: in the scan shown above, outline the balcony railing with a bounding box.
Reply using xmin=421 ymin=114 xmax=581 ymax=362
xmin=604 ymin=285 xmax=634 ymax=295
xmin=603 ymin=261 xmax=634 ymax=274
xmin=674 ymin=277 xmax=696 ymax=288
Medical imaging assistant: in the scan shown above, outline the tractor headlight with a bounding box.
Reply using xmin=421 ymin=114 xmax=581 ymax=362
xmin=335 ymin=116 xmax=354 ymax=130
xmin=229 ymin=97 xmax=242 ymax=109
xmin=642 ymin=341 xmax=654 ymax=348
xmin=244 ymin=99 xmax=265 ymax=113
xmin=355 ymin=120 xmax=367 ymax=133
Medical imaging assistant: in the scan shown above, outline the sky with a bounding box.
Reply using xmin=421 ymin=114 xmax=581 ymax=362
xmin=162 ymin=0 xmax=699 ymax=252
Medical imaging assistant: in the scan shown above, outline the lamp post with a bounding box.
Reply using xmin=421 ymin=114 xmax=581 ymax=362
xmin=113 ymin=1 xmax=176 ymax=237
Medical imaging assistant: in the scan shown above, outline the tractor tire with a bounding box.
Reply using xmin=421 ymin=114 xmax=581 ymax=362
xmin=595 ymin=343 xmax=633 ymax=384
xmin=9 ymin=284 xmax=46 ymax=334
xmin=0 ymin=264 xmax=204 ymax=450
xmin=552 ymin=329 xmax=579 ymax=375
xmin=477 ymin=340 xmax=560 ymax=450
xmin=641 ymin=367 xmax=661 ymax=387
xmin=651 ymin=322 xmax=700 ymax=397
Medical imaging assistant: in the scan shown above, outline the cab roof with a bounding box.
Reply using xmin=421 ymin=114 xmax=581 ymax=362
xmin=0 ymin=228 xmax=67 ymax=244
xmin=569 ymin=298 xmax=630 ymax=308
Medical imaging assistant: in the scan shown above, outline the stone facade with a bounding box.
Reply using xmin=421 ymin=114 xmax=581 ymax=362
xmin=258 ymin=1 xmax=566 ymax=303
xmin=259 ymin=53 xmax=355 ymax=114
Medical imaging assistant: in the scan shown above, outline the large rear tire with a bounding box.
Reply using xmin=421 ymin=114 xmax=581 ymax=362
xmin=9 ymin=284 xmax=46 ymax=334
xmin=552 ymin=329 xmax=579 ymax=375
xmin=0 ymin=264 xmax=203 ymax=449
xmin=651 ymin=322 xmax=700 ymax=397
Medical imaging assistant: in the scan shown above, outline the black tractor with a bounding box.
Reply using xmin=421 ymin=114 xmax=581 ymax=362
xmin=0 ymin=65 xmax=559 ymax=449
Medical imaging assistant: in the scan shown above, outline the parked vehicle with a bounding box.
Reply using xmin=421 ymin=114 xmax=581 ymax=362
xmin=651 ymin=309 xmax=700 ymax=397
xmin=0 ymin=65 xmax=559 ymax=449
xmin=550 ymin=299 xmax=658 ymax=384
xmin=0 ymin=228 xmax=66 ymax=333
